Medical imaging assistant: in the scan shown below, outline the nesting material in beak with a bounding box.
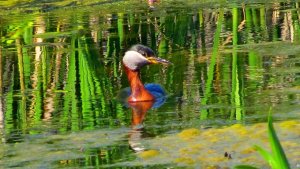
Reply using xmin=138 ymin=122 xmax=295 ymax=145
xmin=147 ymin=56 xmax=171 ymax=65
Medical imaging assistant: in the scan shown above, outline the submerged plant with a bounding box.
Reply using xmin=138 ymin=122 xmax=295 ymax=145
xmin=235 ymin=111 xmax=290 ymax=169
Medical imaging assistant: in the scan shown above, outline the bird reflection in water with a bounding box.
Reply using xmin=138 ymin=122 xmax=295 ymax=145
xmin=127 ymin=96 xmax=167 ymax=152
xmin=128 ymin=101 xmax=154 ymax=152
xmin=118 ymin=44 xmax=171 ymax=152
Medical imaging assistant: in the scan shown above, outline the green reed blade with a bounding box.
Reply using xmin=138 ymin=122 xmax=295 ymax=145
xmin=254 ymin=145 xmax=275 ymax=166
xmin=253 ymin=111 xmax=290 ymax=169
xmin=234 ymin=165 xmax=259 ymax=169
xmin=267 ymin=114 xmax=290 ymax=169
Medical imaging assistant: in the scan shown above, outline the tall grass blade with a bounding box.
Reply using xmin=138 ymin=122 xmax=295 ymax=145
xmin=234 ymin=165 xmax=259 ymax=169
xmin=254 ymin=112 xmax=290 ymax=169
xmin=254 ymin=145 xmax=275 ymax=166
xmin=268 ymin=114 xmax=290 ymax=169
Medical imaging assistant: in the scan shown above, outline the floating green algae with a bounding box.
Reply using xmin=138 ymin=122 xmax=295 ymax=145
xmin=115 ymin=121 xmax=300 ymax=168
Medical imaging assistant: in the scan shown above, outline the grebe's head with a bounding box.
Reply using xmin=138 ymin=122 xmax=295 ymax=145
xmin=123 ymin=44 xmax=171 ymax=71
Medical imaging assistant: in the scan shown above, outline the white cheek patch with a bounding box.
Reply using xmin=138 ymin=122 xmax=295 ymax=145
xmin=123 ymin=51 xmax=149 ymax=70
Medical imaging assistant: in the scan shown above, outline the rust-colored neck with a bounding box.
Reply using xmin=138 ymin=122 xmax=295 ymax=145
xmin=124 ymin=64 xmax=154 ymax=102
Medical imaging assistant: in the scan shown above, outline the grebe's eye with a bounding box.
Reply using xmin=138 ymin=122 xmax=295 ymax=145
xmin=140 ymin=51 xmax=147 ymax=57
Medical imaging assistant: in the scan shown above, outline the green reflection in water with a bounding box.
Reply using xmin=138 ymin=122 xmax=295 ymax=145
xmin=200 ymin=9 xmax=224 ymax=120
xmin=231 ymin=7 xmax=243 ymax=121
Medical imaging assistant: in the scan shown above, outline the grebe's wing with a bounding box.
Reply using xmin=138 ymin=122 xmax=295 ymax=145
xmin=145 ymin=83 xmax=166 ymax=108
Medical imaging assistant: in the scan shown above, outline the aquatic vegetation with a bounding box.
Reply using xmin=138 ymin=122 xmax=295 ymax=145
xmin=235 ymin=113 xmax=291 ymax=169
xmin=174 ymin=156 xmax=195 ymax=165
xmin=279 ymin=120 xmax=299 ymax=129
xmin=177 ymin=128 xmax=201 ymax=140
xmin=0 ymin=0 xmax=300 ymax=168
xmin=254 ymin=115 xmax=290 ymax=169
xmin=125 ymin=121 xmax=300 ymax=168
xmin=138 ymin=149 xmax=160 ymax=159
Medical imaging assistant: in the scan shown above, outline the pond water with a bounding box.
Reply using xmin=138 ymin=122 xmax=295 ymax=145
xmin=0 ymin=0 xmax=300 ymax=168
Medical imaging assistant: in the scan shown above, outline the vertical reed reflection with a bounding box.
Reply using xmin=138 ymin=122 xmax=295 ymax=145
xmin=200 ymin=9 xmax=223 ymax=120
xmin=0 ymin=2 xmax=299 ymax=141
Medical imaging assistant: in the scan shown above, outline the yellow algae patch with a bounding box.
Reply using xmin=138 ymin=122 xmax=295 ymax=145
xmin=240 ymin=147 xmax=256 ymax=154
xmin=179 ymin=148 xmax=190 ymax=155
xmin=252 ymin=129 xmax=267 ymax=138
xmin=282 ymin=141 xmax=299 ymax=148
xmin=252 ymin=123 xmax=266 ymax=129
xmin=279 ymin=120 xmax=299 ymax=129
xmin=177 ymin=128 xmax=201 ymax=140
xmin=190 ymin=144 xmax=203 ymax=150
xmin=229 ymin=123 xmax=244 ymax=129
xmin=174 ymin=157 xmax=195 ymax=165
xmin=209 ymin=137 xmax=220 ymax=143
xmin=198 ymin=156 xmax=227 ymax=163
xmin=238 ymin=128 xmax=249 ymax=136
xmin=204 ymin=165 xmax=225 ymax=169
xmin=138 ymin=150 xmax=159 ymax=159
xmin=292 ymin=151 xmax=300 ymax=157
xmin=179 ymin=144 xmax=203 ymax=155
xmin=202 ymin=129 xmax=221 ymax=137
xmin=207 ymin=149 xmax=216 ymax=154
xmin=204 ymin=157 xmax=227 ymax=163
xmin=241 ymin=156 xmax=261 ymax=163
xmin=227 ymin=124 xmax=249 ymax=136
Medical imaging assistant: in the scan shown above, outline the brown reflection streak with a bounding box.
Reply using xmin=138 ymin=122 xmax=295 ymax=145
xmin=0 ymin=47 xmax=4 ymax=143
xmin=272 ymin=5 xmax=279 ymax=26
xmin=31 ymin=16 xmax=45 ymax=89
xmin=128 ymin=101 xmax=154 ymax=152
xmin=44 ymin=37 xmax=65 ymax=120
xmin=287 ymin=11 xmax=294 ymax=42
xmin=30 ymin=16 xmax=51 ymax=120
xmin=282 ymin=11 xmax=293 ymax=41
xmin=90 ymin=15 xmax=100 ymax=43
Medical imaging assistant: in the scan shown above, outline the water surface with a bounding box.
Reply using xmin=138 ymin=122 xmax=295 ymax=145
xmin=0 ymin=0 xmax=300 ymax=168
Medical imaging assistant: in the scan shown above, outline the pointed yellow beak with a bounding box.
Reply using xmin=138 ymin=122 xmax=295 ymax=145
xmin=147 ymin=56 xmax=171 ymax=65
